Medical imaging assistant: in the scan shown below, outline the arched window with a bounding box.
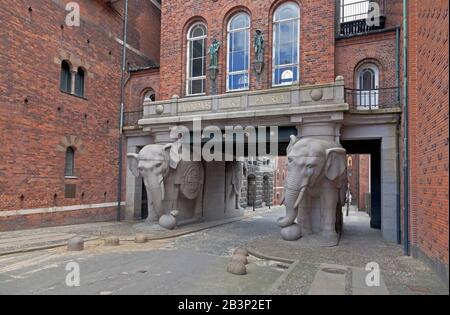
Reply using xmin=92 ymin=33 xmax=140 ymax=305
xmin=273 ymin=2 xmax=300 ymax=86
xmin=65 ymin=147 xmax=75 ymax=177
xmin=143 ymin=90 xmax=155 ymax=104
xmin=227 ymin=13 xmax=250 ymax=91
xmin=186 ymin=23 xmax=207 ymax=96
xmin=75 ymin=67 xmax=85 ymax=97
xmin=60 ymin=60 xmax=72 ymax=93
xmin=356 ymin=63 xmax=379 ymax=108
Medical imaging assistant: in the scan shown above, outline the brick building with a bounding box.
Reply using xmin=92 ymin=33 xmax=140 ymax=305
xmin=0 ymin=0 xmax=161 ymax=230
xmin=407 ymin=0 xmax=449 ymax=283
xmin=0 ymin=0 xmax=448 ymax=284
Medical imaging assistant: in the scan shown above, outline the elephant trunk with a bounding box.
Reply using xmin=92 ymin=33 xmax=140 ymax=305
xmin=277 ymin=187 xmax=306 ymax=228
xmin=146 ymin=175 xmax=165 ymax=220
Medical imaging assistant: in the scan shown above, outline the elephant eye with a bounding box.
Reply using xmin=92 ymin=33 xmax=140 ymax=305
xmin=155 ymin=162 xmax=162 ymax=168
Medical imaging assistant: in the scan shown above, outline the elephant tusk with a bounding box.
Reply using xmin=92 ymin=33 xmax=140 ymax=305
xmin=159 ymin=178 xmax=165 ymax=201
xmin=294 ymin=187 xmax=306 ymax=209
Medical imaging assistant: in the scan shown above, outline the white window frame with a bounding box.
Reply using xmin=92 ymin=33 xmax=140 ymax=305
xmin=227 ymin=13 xmax=251 ymax=92
xmin=272 ymin=2 xmax=300 ymax=87
xmin=356 ymin=63 xmax=379 ymax=109
xmin=186 ymin=23 xmax=207 ymax=96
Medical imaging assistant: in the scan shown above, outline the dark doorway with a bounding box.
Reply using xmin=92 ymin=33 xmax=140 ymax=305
xmin=141 ymin=180 xmax=148 ymax=220
xmin=341 ymin=139 xmax=382 ymax=229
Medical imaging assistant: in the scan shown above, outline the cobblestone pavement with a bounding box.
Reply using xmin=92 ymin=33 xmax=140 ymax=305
xmin=246 ymin=209 xmax=449 ymax=295
xmin=0 ymin=207 xmax=448 ymax=295
xmin=0 ymin=207 xmax=276 ymax=255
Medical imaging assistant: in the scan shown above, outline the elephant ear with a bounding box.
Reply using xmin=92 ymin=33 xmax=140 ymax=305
xmin=286 ymin=135 xmax=300 ymax=155
xmin=164 ymin=141 xmax=182 ymax=169
xmin=127 ymin=153 xmax=140 ymax=177
xmin=325 ymin=148 xmax=347 ymax=181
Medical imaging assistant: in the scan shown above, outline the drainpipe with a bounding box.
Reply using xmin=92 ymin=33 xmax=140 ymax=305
xmin=402 ymin=0 xmax=410 ymax=256
xmin=117 ymin=0 xmax=129 ymax=221
xmin=395 ymin=26 xmax=402 ymax=245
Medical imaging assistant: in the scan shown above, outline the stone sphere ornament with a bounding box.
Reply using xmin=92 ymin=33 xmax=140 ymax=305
xmin=281 ymin=224 xmax=302 ymax=241
xmin=159 ymin=213 xmax=177 ymax=230
xmin=310 ymin=88 xmax=324 ymax=101
xmin=227 ymin=261 xmax=247 ymax=275
xmin=134 ymin=234 xmax=148 ymax=244
xmin=155 ymin=104 xmax=165 ymax=115
xmin=230 ymin=254 xmax=249 ymax=265
xmin=67 ymin=236 xmax=84 ymax=251
xmin=233 ymin=248 xmax=249 ymax=257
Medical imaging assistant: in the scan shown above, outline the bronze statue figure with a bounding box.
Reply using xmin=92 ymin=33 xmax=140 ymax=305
xmin=208 ymin=39 xmax=221 ymax=69
xmin=254 ymin=30 xmax=265 ymax=63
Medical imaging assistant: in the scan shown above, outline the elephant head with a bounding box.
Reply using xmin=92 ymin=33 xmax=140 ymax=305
xmin=127 ymin=142 xmax=182 ymax=221
xmin=278 ymin=136 xmax=347 ymax=228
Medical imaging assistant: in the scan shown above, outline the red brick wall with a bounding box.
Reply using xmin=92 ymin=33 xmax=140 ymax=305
xmin=335 ymin=31 xmax=398 ymax=90
xmin=159 ymin=0 xmax=336 ymax=100
xmin=358 ymin=155 xmax=370 ymax=211
xmin=0 ymin=0 xmax=159 ymax=230
xmin=125 ymin=69 xmax=161 ymax=113
xmin=408 ymin=0 xmax=449 ymax=279
xmin=383 ymin=0 xmax=403 ymax=28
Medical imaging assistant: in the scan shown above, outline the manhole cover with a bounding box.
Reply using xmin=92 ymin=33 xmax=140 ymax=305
xmin=321 ymin=267 xmax=347 ymax=275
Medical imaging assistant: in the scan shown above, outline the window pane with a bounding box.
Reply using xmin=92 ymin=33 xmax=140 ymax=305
xmin=227 ymin=14 xmax=250 ymax=91
xmin=230 ymin=51 xmax=247 ymax=72
xmin=190 ymin=79 xmax=205 ymax=95
xmin=60 ymin=61 xmax=71 ymax=93
xmin=191 ymin=58 xmax=204 ymax=77
xmin=231 ymin=31 xmax=246 ymax=52
xmin=65 ymin=148 xmax=74 ymax=177
xmin=273 ymin=3 xmax=299 ymax=86
xmin=228 ymin=73 xmax=249 ymax=90
xmin=230 ymin=14 xmax=249 ymax=30
xmin=274 ymin=66 xmax=297 ymax=85
xmin=279 ymin=22 xmax=292 ymax=43
xmin=192 ymin=39 xmax=204 ymax=59
xmin=75 ymin=68 xmax=84 ymax=97
xmin=187 ymin=24 xmax=207 ymax=95
xmin=191 ymin=25 xmax=206 ymax=38
xmin=361 ymin=69 xmax=375 ymax=90
xmin=275 ymin=3 xmax=299 ymax=21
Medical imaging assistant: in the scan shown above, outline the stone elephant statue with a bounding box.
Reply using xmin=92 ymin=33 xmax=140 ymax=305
xmin=127 ymin=141 xmax=204 ymax=229
xmin=278 ymin=136 xmax=347 ymax=244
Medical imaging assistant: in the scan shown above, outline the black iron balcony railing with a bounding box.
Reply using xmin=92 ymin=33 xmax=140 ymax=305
xmin=345 ymin=87 xmax=401 ymax=110
xmin=123 ymin=110 xmax=143 ymax=127
xmin=337 ymin=0 xmax=386 ymax=37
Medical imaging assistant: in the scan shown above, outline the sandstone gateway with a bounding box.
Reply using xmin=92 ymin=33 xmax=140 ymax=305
xmin=0 ymin=0 xmax=448 ymax=285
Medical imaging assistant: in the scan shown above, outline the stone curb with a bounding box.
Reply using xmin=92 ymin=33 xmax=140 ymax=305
xmin=0 ymin=208 xmax=278 ymax=256
xmin=0 ymin=237 xmax=98 ymax=257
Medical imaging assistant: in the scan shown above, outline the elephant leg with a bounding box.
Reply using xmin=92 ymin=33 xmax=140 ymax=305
xmin=320 ymin=188 xmax=339 ymax=240
xmin=146 ymin=194 xmax=159 ymax=224
xmin=298 ymin=193 xmax=313 ymax=235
